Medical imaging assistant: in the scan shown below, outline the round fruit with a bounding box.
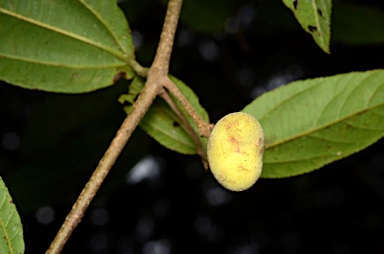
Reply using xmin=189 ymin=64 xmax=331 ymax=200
xmin=207 ymin=112 xmax=264 ymax=191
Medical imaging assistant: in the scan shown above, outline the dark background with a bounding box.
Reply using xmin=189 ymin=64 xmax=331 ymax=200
xmin=1 ymin=0 xmax=384 ymax=253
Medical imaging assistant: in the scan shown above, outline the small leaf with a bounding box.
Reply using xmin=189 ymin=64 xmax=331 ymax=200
xmin=283 ymin=0 xmax=332 ymax=53
xmin=120 ymin=76 xmax=209 ymax=154
xmin=0 ymin=177 xmax=24 ymax=254
xmin=0 ymin=0 xmax=134 ymax=93
xmin=243 ymin=70 xmax=384 ymax=178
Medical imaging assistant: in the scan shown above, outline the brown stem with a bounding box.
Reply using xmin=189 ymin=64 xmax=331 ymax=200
xmin=159 ymin=89 xmax=208 ymax=169
xmin=46 ymin=0 xmax=183 ymax=253
xmin=162 ymin=77 xmax=213 ymax=137
xmin=151 ymin=0 xmax=182 ymax=76
xmin=46 ymin=75 xmax=160 ymax=254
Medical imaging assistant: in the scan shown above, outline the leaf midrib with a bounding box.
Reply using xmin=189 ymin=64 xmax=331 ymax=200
xmin=311 ymin=0 xmax=325 ymax=47
xmin=1 ymin=53 xmax=126 ymax=68
xmin=265 ymin=127 xmax=382 ymax=164
xmin=264 ymin=88 xmax=384 ymax=149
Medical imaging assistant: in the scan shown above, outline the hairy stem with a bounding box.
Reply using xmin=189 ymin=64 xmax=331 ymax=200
xmin=46 ymin=83 xmax=159 ymax=254
xmin=159 ymin=89 xmax=208 ymax=169
xmin=151 ymin=0 xmax=182 ymax=75
xmin=46 ymin=0 xmax=183 ymax=253
xmin=162 ymin=77 xmax=213 ymax=137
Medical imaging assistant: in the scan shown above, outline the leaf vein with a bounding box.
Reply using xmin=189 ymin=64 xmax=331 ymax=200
xmin=312 ymin=0 xmax=324 ymax=46
xmin=265 ymin=154 xmax=336 ymax=164
xmin=79 ymin=0 xmax=127 ymax=54
xmin=258 ymin=81 xmax=321 ymax=121
xmin=307 ymin=133 xmax=356 ymax=144
xmin=141 ymin=118 xmax=195 ymax=149
xmin=0 ymin=54 xmax=125 ymax=69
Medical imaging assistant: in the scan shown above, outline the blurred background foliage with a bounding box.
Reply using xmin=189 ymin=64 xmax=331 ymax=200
xmin=1 ymin=0 xmax=384 ymax=253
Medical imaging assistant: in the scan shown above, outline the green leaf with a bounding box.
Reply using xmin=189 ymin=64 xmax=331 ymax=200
xmin=282 ymin=0 xmax=332 ymax=53
xmin=243 ymin=70 xmax=384 ymax=178
xmin=119 ymin=76 xmax=209 ymax=155
xmin=0 ymin=0 xmax=134 ymax=93
xmin=332 ymin=1 xmax=384 ymax=45
xmin=0 ymin=177 xmax=24 ymax=254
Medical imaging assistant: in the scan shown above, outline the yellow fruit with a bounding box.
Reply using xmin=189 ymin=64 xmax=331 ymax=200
xmin=207 ymin=112 xmax=264 ymax=191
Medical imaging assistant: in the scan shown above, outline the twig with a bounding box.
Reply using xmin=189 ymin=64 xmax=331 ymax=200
xmin=151 ymin=0 xmax=182 ymax=76
xmin=159 ymin=89 xmax=208 ymax=169
xmin=46 ymin=0 xmax=183 ymax=253
xmin=46 ymin=84 xmax=158 ymax=254
xmin=162 ymin=77 xmax=213 ymax=137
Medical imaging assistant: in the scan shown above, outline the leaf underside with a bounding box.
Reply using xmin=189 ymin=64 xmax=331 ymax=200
xmin=0 ymin=0 xmax=134 ymax=93
xmin=119 ymin=76 xmax=209 ymax=155
xmin=0 ymin=177 xmax=24 ymax=254
xmin=283 ymin=0 xmax=332 ymax=53
xmin=243 ymin=70 xmax=384 ymax=178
